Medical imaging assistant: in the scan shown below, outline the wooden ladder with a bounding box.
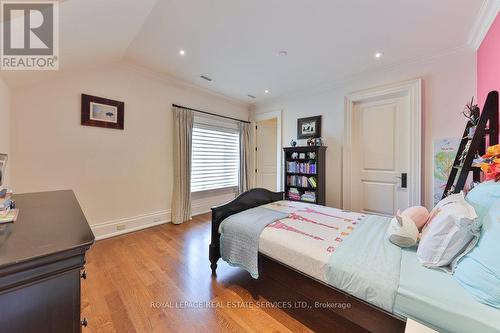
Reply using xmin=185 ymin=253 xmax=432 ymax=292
xmin=442 ymin=91 xmax=499 ymax=199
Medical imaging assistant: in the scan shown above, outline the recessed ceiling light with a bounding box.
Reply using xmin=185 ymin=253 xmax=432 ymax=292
xmin=264 ymin=90 xmax=269 ymax=94
xmin=179 ymin=49 xmax=185 ymax=55
xmin=278 ymin=50 xmax=288 ymax=56
xmin=374 ymin=52 xmax=383 ymax=59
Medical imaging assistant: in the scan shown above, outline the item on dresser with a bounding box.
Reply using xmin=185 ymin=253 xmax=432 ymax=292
xmin=0 ymin=153 xmax=7 ymax=186
xmin=0 ymin=187 xmax=12 ymax=199
xmin=0 ymin=208 xmax=18 ymax=224
xmin=0 ymin=198 xmax=13 ymax=211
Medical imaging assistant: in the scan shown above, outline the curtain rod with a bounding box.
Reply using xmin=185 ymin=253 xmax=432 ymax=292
xmin=172 ymin=104 xmax=251 ymax=124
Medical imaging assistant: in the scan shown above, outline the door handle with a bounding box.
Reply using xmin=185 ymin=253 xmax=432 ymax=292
xmin=397 ymin=173 xmax=408 ymax=188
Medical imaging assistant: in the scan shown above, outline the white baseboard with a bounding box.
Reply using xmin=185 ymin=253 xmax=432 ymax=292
xmin=91 ymin=191 xmax=235 ymax=241
xmin=91 ymin=210 xmax=171 ymax=240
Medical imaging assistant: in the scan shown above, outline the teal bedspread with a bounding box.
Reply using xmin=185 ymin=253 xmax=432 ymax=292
xmin=219 ymin=206 xmax=288 ymax=278
xmin=395 ymin=248 xmax=500 ymax=333
xmin=325 ymin=215 xmax=402 ymax=312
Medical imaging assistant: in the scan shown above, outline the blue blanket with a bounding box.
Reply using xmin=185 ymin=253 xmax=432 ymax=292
xmin=219 ymin=207 xmax=288 ymax=278
xmin=325 ymin=215 xmax=402 ymax=312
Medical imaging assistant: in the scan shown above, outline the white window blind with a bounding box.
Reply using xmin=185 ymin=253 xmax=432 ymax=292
xmin=191 ymin=123 xmax=240 ymax=192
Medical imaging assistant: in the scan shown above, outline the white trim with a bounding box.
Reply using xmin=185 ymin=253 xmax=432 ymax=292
xmin=468 ymin=0 xmax=500 ymax=50
xmin=114 ymin=61 xmax=249 ymax=109
xmin=342 ymin=79 xmax=422 ymax=210
xmin=253 ymin=110 xmax=283 ymax=191
xmin=91 ymin=210 xmax=171 ymax=240
xmin=255 ymin=46 xmax=469 ymax=109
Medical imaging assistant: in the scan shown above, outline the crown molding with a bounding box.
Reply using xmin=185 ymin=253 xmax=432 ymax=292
xmin=468 ymin=0 xmax=500 ymax=50
xmin=255 ymin=45 xmax=472 ymax=109
xmin=113 ymin=60 xmax=250 ymax=109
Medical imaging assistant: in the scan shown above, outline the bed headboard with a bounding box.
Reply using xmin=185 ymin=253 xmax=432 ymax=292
xmin=209 ymin=188 xmax=284 ymax=273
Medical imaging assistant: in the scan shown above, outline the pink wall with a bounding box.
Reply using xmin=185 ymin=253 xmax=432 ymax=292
xmin=477 ymin=13 xmax=500 ymax=107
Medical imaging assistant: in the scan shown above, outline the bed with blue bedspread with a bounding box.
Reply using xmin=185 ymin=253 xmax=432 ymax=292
xmin=209 ymin=188 xmax=500 ymax=333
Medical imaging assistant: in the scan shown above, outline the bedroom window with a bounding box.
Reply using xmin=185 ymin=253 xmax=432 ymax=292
xmin=191 ymin=123 xmax=240 ymax=192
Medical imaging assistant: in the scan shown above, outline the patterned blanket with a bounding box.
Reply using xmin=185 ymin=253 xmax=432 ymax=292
xmin=219 ymin=200 xmax=402 ymax=312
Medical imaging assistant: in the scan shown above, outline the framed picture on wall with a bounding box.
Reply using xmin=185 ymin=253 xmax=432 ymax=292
xmin=81 ymin=94 xmax=124 ymax=130
xmin=297 ymin=116 xmax=321 ymax=139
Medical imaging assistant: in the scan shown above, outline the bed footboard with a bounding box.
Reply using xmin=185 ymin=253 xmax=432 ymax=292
xmin=209 ymin=188 xmax=284 ymax=274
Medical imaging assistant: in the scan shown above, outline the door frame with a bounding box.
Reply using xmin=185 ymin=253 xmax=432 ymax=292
xmin=342 ymin=79 xmax=422 ymax=210
xmin=253 ymin=110 xmax=283 ymax=191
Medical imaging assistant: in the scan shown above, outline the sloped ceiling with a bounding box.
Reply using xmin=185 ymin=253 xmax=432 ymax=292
xmin=0 ymin=0 xmax=485 ymax=103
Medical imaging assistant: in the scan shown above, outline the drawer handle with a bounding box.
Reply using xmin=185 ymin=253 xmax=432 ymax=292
xmin=81 ymin=270 xmax=87 ymax=280
xmin=81 ymin=318 xmax=88 ymax=327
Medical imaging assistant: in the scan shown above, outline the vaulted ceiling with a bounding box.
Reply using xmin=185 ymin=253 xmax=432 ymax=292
xmin=0 ymin=0 xmax=486 ymax=103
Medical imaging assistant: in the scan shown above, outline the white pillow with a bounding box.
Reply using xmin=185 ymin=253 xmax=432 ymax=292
xmin=417 ymin=192 xmax=479 ymax=272
xmin=387 ymin=215 xmax=418 ymax=248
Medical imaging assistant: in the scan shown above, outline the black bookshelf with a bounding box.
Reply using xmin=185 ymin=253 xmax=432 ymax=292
xmin=284 ymin=146 xmax=327 ymax=205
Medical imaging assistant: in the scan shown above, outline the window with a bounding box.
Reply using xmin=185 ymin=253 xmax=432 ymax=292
xmin=191 ymin=123 xmax=240 ymax=192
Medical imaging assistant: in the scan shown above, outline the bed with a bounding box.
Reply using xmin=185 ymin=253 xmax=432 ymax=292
xmin=209 ymin=188 xmax=499 ymax=333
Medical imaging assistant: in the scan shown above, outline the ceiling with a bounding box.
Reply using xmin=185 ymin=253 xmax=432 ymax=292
xmin=0 ymin=0 xmax=485 ymax=103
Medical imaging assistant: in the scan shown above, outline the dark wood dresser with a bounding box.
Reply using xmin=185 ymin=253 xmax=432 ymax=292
xmin=0 ymin=190 xmax=94 ymax=333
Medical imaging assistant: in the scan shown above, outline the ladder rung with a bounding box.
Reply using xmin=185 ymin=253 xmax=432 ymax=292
xmin=452 ymin=165 xmax=481 ymax=170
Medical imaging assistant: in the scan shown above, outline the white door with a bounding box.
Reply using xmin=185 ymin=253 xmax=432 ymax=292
xmin=255 ymin=118 xmax=277 ymax=191
xmin=350 ymin=96 xmax=410 ymax=216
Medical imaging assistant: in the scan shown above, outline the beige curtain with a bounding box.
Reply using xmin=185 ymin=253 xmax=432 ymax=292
xmin=238 ymin=122 xmax=251 ymax=194
xmin=171 ymin=107 xmax=194 ymax=224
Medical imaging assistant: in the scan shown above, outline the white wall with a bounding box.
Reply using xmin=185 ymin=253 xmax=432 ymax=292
xmin=253 ymin=49 xmax=477 ymax=209
xmin=0 ymin=77 xmax=11 ymax=184
xmin=10 ymin=63 xmax=249 ymax=237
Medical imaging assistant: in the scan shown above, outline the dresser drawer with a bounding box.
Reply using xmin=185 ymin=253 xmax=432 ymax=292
xmin=0 ymin=269 xmax=82 ymax=333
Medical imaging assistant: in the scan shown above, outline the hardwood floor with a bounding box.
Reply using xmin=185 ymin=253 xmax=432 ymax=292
xmin=82 ymin=213 xmax=368 ymax=333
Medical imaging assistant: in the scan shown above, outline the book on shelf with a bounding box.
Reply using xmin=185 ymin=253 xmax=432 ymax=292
xmin=287 ymin=187 xmax=301 ymax=200
xmin=287 ymin=187 xmax=316 ymax=203
xmin=287 ymin=175 xmax=317 ymax=188
xmin=307 ymin=177 xmax=317 ymax=188
xmin=286 ymin=161 xmax=317 ymax=174
xmin=301 ymin=191 xmax=316 ymax=203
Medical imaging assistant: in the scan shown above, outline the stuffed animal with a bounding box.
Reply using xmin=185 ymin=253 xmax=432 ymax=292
xmin=399 ymin=206 xmax=430 ymax=230
xmin=387 ymin=214 xmax=419 ymax=248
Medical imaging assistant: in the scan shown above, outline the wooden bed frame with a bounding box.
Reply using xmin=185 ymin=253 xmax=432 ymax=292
xmin=209 ymin=188 xmax=406 ymax=333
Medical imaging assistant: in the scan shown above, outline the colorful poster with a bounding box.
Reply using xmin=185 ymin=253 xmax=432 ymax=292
xmin=433 ymin=138 xmax=461 ymax=205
